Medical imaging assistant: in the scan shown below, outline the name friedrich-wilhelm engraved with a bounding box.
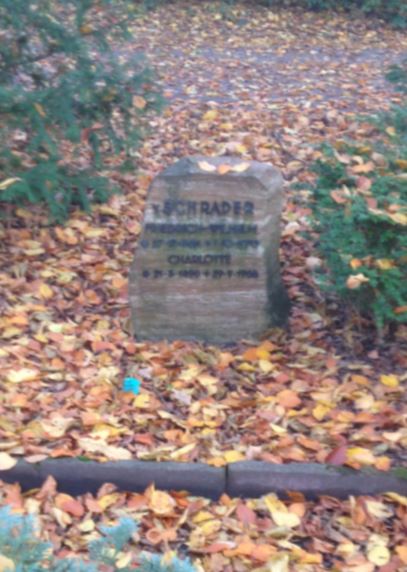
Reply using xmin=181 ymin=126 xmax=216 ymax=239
xmin=152 ymin=200 xmax=255 ymax=217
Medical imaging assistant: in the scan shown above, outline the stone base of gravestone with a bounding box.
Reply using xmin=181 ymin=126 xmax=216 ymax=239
xmin=130 ymin=156 xmax=289 ymax=343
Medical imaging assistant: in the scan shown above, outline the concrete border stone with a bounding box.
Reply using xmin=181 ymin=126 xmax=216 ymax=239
xmin=226 ymin=461 xmax=407 ymax=499
xmin=0 ymin=460 xmax=225 ymax=500
xmin=0 ymin=460 xmax=405 ymax=500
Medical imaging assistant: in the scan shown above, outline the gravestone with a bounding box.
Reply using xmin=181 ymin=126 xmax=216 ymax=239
xmin=130 ymin=156 xmax=289 ymax=343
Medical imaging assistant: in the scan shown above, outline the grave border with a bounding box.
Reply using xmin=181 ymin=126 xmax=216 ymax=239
xmin=0 ymin=459 xmax=406 ymax=500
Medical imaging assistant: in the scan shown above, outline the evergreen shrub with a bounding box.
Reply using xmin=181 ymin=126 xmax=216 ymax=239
xmin=310 ymin=63 xmax=407 ymax=333
xmin=0 ymin=507 xmax=196 ymax=572
xmin=182 ymin=0 xmax=407 ymax=27
xmin=0 ymin=0 xmax=161 ymax=222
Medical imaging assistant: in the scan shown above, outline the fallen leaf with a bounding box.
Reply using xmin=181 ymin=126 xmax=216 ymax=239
xmin=380 ymin=374 xmax=399 ymax=388
xmin=264 ymin=494 xmax=301 ymax=528
xmin=232 ymin=162 xmax=250 ymax=172
xmin=367 ymin=545 xmax=390 ymax=566
xmin=6 ymin=368 xmax=40 ymax=383
xmin=197 ymin=160 xmax=216 ymax=172
xmin=0 ymin=178 xmax=21 ymax=191
xmin=0 ymin=453 xmax=17 ymax=470
xmin=396 ymin=546 xmax=407 ymax=564
xmin=133 ymin=95 xmax=147 ymax=109
xmin=149 ymin=488 xmax=176 ymax=516
xmin=223 ymin=450 xmax=245 ymax=463
xmin=346 ymin=274 xmax=370 ymax=289
xmin=0 ymin=555 xmax=15 ymax=572
xmin=217 ymin=164 xmax=232 ymax=175
xmin=346 ymin=447 xmax=375 ymax=466
xmin=202 ymin=109 xmax=218 ymax=121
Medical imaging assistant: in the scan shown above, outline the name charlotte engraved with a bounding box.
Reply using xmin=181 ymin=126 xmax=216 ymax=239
xmin=140 ymin=199 xmax=260 ymax=280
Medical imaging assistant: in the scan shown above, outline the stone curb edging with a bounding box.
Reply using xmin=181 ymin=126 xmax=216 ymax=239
xmin=0 ymin=460 xmax=406 ymax=500
xmin=226 ymin=462 xmax=407 ymax=499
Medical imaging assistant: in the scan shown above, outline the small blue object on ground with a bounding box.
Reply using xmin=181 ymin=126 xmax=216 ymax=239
xmin=122 ymin=377 xmax=141 ymax=395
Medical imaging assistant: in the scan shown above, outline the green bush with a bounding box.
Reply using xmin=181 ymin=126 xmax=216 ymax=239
xmin=0 ymin=0 xmax=161 ymax=222
xmin=214 ymin=0 xmax=407 ymax=27
xmin=0 ymin=506 xmax=196 ymax=572
xmin=310 ymin=59 xmax=407 ymax=333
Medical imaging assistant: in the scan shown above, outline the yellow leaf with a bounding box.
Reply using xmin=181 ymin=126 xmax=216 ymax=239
xmin=169 ymin=443 xmax=196 ymax=460
xmin=34 ymin=103 xmax=46 ymax=117
xmin=384 ymin=492 xmax=407 ymax=507
xmin=365 ymin=500 xmax=393 ymax=520
xmin=0 ymin=453 xmax=17 ymax=470
xmin=98 ymin=492 xmax=120 ymax=510
xmin=367 ymin=545 xmax=390 ymax=566
xmin=192 ymin=510 xmax=213 ymax=524
xmin=346 ymin=273 xmax=370 ymax=289
xmin=0 ymin=178 xmax=21 ymax=191
xmin=380 ymin=374 xmax=399 ymax=388
xmin=389 ymin=212 xmax=407 ymax=225
xmin=39 ymin=283 xmax=54 ymax=299
xmin=268 ymin=553 xmax=289 ymax=572
xmin=220 ymin=122 xmax=233 ymax=130
xmin=78 ymin=519 xmax=95 ymax=533
xmin=385 ymin=126 xmax=396 ymax=137
xmin=0 ymin=554 xmax=15 ymax=572
xmin=116 ymin=553 xmax=132 ymax=569
xmin=264 ymin=494 xmax=301 ymax=528
xmin=233 ymin=162 xmax=250 ymax=173
xmin=78 ymin=437 xmax=132 ymax=460
xmin=299 ymin=552 xmax=322 ymax=564
xmin=149 ymin=489 xmax=176 ymax=516
xmin=79 ymin=24 xmax=93 ymax=35
xmin=312 ymin=403 xmax=331 ymax=421
xmin=199 ymin=519 xmax=221 ymax=536
xmin=346 ymin=447 xmax=375 ymax=466
xmin=395 ymin=159 xmax=407 ymax=169
xmin=133 ymin=95 xmax=147 ymax=110
xmin=207 ymin=456 xmax=226 ymax=467
xmin=7 ymin=368 xmax=39 ymax=383
xmin=376 ymin=258 xmax=395 ymax=270
xmin=232 ymin=144 xmax=248 ymax=155
xmin=197 ymin=160 xmax=216 ymax=172
xmin=197 ymin=374 xmax=218 ymax=387
xmin=259 ymin=359 xmax=274 ymax=373
xmin=223 ymin=450 xmax=245 ymax=463
xmin=2 ymin=327 xmax=22 ymax=339
xmin=133 ymin=394 xmax=151 ymax=409
xmin=202 ymin=109 xmax=218 ymax=121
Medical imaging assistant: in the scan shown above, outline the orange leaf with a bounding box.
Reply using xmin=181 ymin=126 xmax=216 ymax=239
xmin=55 ymin=493 xmax=85 ymax=517
xmin=277 ymin=389 xmax=301 ymax=408
xmin=217 ymin=164 xmax=232 ymax=175
xmin=352 ymin=161 xmax=375 ymax=174
xmin=133 ymin=95 xmax=147 ymax=110
xmin=330 ymin=190 xmax=348 ymax=204
xmin=396 ymin=546 xmax=407 ymax=564
xmin=251 ymin=544 xmax=276 ymax=562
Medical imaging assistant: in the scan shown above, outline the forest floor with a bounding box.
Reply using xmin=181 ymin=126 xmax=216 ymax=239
xmin=0 ymin=2 xmax=406 ymax=570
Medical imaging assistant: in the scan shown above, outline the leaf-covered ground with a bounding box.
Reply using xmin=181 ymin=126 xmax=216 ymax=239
xmin=1 ymin=2 xmax=406 ymax=474
xmin=2 ymin=477 xmax=407 ymax=571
